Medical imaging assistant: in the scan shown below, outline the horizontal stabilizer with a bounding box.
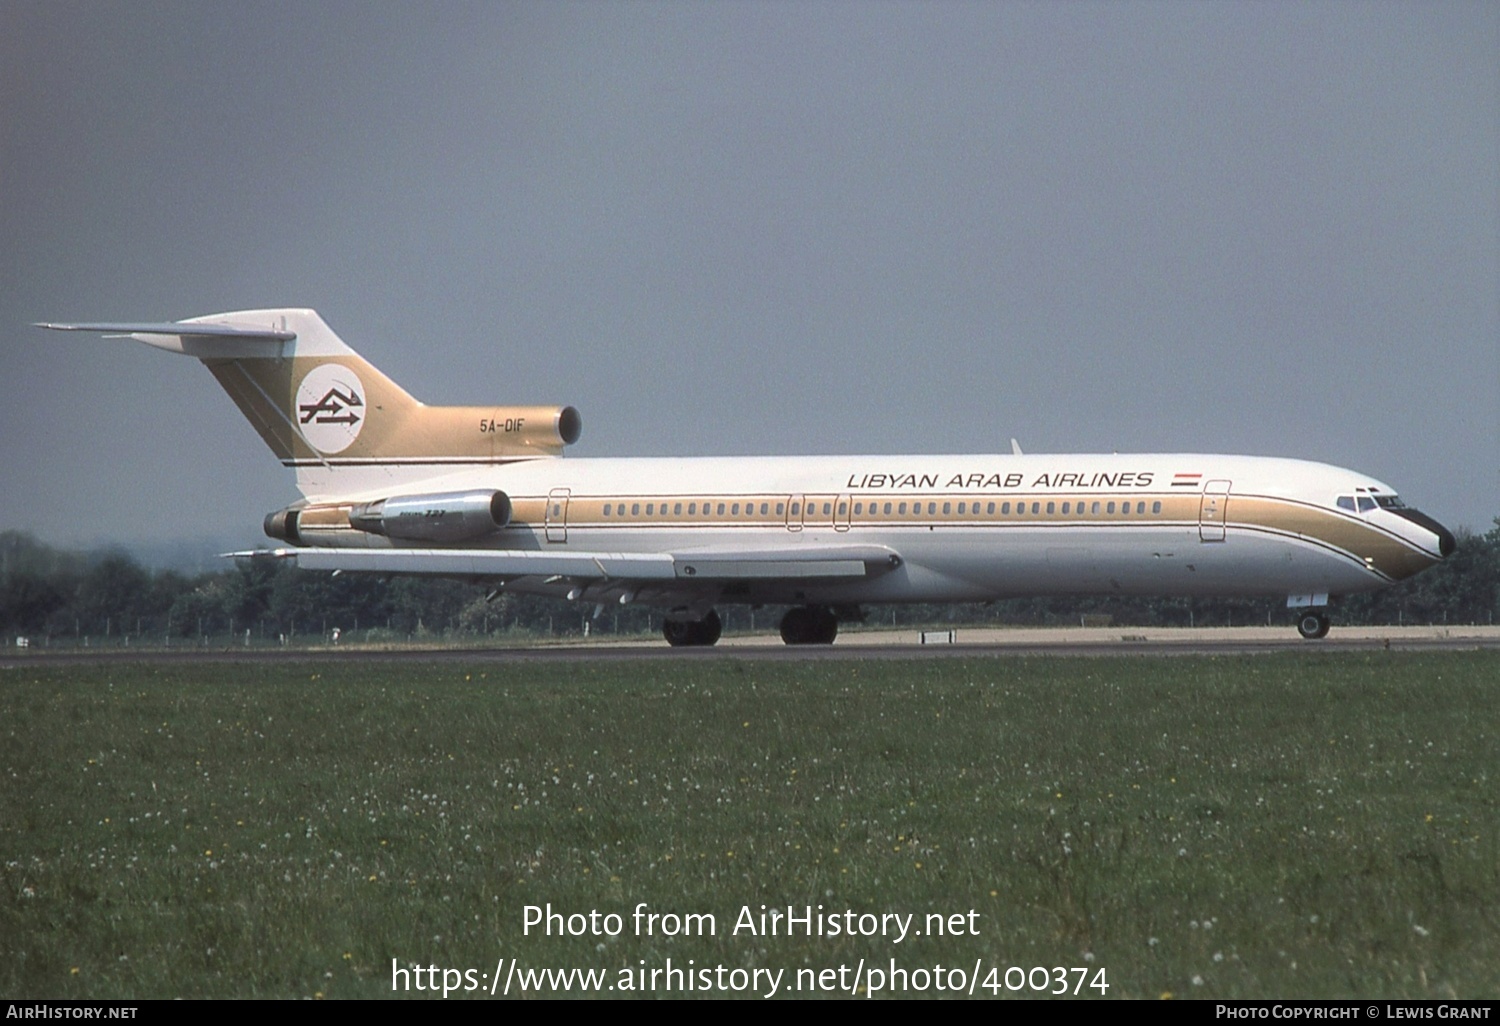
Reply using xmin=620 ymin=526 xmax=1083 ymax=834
xmin=37 ymin=321 xmax=295 ymax=341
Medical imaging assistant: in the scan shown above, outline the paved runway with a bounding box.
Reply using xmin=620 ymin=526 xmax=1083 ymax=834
xmin=4 ymin=625 xmax=1497 ymax=667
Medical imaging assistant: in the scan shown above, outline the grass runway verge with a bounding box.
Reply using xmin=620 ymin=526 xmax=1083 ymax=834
xmin=2 ymin=651 xmax=1496 ymax=999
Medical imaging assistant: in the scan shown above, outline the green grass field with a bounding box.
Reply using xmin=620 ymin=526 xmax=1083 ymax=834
xmin=2 ymin=652 xmax=1496 ymax=999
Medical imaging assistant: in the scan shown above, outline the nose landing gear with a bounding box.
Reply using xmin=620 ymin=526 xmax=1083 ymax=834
xmin=1295 ymin=610 xmax=1331 ymax=640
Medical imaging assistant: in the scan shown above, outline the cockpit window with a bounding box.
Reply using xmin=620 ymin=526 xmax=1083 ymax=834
xmin=1357 ymin=496 xmax=1377 ymax=513
xmin=1337 ymin=496 xmax=1356 ymax=512
xmin=1375 ymin=495 xmax=1406 ymax=509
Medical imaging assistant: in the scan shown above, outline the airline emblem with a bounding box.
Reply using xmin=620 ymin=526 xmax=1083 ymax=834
xmin=296 ymin=364 xmax=366 ymax=454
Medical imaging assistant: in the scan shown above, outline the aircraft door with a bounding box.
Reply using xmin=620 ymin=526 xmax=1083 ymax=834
xmin=1199 ymin=480 xmax=1231 ymax=542
xmin=784 ymin=496 xmax=801 ymax=533
xmin=546 ymin=487 xmax=571 ymax=543
xmin=802 ymin=494 xmax=838 ymax=530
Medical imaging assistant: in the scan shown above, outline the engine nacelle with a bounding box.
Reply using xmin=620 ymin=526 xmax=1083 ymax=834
xmin=263 ymin=507 xmax=302 ymax=544
xmin=349 ymin=489 xmax=512 ymax=543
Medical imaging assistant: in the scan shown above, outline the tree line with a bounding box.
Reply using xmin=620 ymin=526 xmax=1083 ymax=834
xmin=2 ymin=521 xmax=1496 ymax=647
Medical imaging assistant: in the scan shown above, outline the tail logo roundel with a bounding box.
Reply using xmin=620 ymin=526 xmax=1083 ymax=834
xmin=296 ymin=364 xmax=366 ymax=454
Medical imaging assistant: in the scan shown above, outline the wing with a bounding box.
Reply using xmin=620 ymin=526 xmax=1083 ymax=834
xmin=231 ymin=543 xmax=902 ymax=583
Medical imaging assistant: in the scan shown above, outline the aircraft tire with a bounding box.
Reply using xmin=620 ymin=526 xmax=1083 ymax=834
xmin=781 ymin=605 xmax=838 ymax=645
xmin=664 ymin=610 xmax=722 ymax=647
xmin=696 ymin=609 xmax=723 ymax=646
xmin=780 ymin=607 xmax=812 ymax=645
xmin=810 ymin=606 xmax=838 ymax=644
xmin=1296 ymin=611 xmax=1331 ymax=640
xmin=663 ymin=618 xmax=696 ymax=647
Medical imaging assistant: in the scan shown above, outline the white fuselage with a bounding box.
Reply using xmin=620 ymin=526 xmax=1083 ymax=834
xmin=295 ymin=451 xmax=1448 ymax=609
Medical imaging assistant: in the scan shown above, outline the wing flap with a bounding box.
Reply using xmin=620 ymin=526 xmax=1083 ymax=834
xmin=672 ymin=544 xmax=900 ymax=580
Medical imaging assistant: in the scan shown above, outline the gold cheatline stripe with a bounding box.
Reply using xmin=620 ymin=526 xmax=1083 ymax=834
xmin=507 ymin=491 xmax=1435 ymax=580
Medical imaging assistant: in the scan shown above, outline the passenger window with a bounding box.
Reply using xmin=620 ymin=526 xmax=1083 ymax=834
xmin=898 ymin=502 xmax=907 ymax=514
xmin=1091 ymin=502 xmax=1101 ymax=514
xmin=1061 ymin=502 xmax=1070 ymax=514
xmin=1001 ymin=502 xmax=1011 ymax=514
xmin=603 ymin=504 xmax=612 ymax=516
xmin=674 ymin=502 xmax=683 ymax=515
xmin=1152 ymin=501 xmax=1162 ymax=514
xmin=883 ymin=502 xmax=892 ymax=515
xmin=717 ymin=503 xmax=726 ymax=516
xmin=688 ymin=502 xmax=696 ymax=515
xmin=631 ymin=503 xmax=640 ymax=516
xmin=1031 ymin=502 xmax=1040 ymax=514
xmin=760 ymin=503 xmax=769 ymax=515
xmin=987 ymin=502 xmax=996 ymax=514
xmin=943 ymin=502 xmax=952 ymax=514
xmin=823 ymin=502 xmax=832 ymax=515
xmin=731 ymin=503 xmax=740 ymax=515
xmin=837 ymin=502 xmax=847 ymax=515
xmin=776 ymin=503 xmax=785 ymax=515
xmin=854 ymin=502 xmax=863 ymax=515
xmin=1137 ymin=502 xmax=1145 ymax=514
xmin=1046 ymin=502 xmax=1055 ymax=514
xmin=790 ymin=502 xmax=800 ymax=515
xmin=645 ymin=503 xmax=654 ymax=515
xmin=956 ymin=502 xmax=965 ymax=514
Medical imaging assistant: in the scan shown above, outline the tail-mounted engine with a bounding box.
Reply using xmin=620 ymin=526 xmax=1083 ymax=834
xmin=265 ymin=489 xmax=512 ymax=547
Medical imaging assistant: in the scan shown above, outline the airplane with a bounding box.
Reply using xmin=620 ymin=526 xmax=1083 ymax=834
xmin=39 ymin=308 xmax=1456 ymax=646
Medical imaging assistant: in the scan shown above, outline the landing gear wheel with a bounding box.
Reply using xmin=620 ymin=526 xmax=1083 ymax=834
xmin=663 ymin=609 xmax=722 ymax=647
xmin=1296 ymin=611 xmax=1331 ymax=640
xmin=810 ymin=606 xmax=838 ymax=644
xmin=780 ymin=607 xmax=811 ymax=645
xmin=780 ymin=605 xmax=838 ymax=645
xmin=695 ymin=609 xmax=722 ymax=646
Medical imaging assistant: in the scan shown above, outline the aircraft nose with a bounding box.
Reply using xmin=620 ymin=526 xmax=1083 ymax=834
xmin=1394 ymin=508 xmax=1456 ymax=558
xmin=1436 ymin=520 xmax=1457 ymax=558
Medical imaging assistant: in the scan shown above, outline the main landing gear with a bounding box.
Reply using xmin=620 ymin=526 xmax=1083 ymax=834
xmin=780 ymin=605 xmax=838 ymax=645
xmin=662 ymin=609 xmax=722 ymax=647
xmin=1295 ymin=610 xmax=1331 ymax=640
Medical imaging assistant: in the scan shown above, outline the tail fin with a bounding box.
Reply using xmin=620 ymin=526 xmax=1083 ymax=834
xmin=39 ymin=309 xmax=580 ymax=499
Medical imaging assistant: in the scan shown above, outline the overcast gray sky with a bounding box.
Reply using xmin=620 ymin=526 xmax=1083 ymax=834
xmin=2 ymin=0 xmax=1495 ymax=554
